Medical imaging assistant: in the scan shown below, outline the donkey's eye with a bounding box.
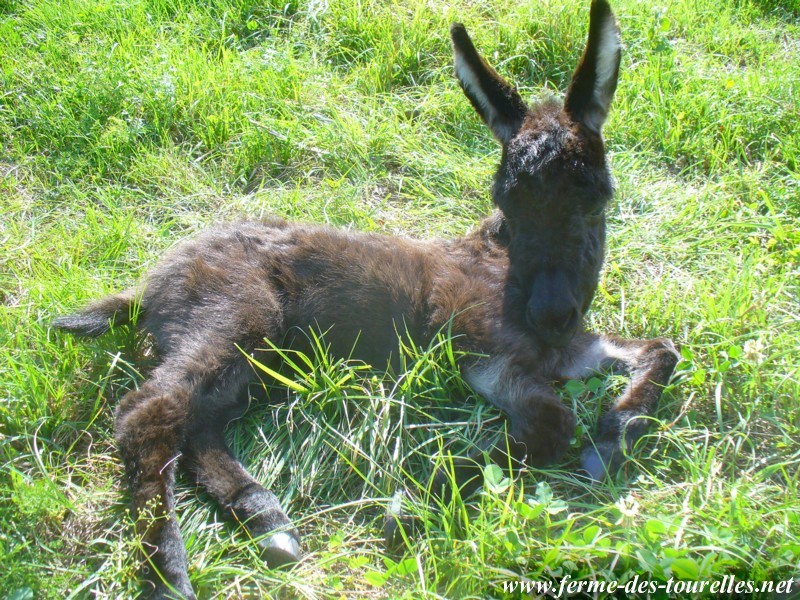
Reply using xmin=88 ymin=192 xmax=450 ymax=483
xmin=588 ymin=205 xmax=605 ymax=219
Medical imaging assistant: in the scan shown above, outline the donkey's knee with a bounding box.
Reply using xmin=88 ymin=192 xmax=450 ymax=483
xmin=115 ymin=386 xmax=190 ymax=502
xmin=647 ymin=337 xmax=681 ymax=381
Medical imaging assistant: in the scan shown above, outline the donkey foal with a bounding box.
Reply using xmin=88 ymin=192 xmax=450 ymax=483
xmin=54 ymin=2 xmax=678 ymax=597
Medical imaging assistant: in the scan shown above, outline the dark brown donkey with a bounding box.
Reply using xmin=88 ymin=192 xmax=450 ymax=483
xmin=54 ymin=2 xmax=678 ymax=597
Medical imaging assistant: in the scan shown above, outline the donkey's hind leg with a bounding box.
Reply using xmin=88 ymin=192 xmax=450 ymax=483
xmin=559 ymin=334 xmax=680 ymax=480
xmin=182 ymin=386 xmax=301 ymax=568
xmin=114 ymin=367 xmax=195 ymax=599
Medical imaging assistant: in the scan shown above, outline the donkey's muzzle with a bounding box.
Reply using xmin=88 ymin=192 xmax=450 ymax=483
xmin=526 ymin=270 xmax=581 ymax=348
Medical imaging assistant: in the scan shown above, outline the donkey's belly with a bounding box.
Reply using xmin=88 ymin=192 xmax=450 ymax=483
xmin=269 ymin=226 xmax=438 ymax=369
xmin=285 ymin=284 xmax=431 ymax=371
xmin=283 ymin=318 xmax=419 ymax=372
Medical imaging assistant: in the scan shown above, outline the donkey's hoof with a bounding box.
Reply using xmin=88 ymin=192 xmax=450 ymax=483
xmin=143 ymin=586 xmax=197 ymax=600
xmin=260 ymin=532 xmax=301 ymax=569
xmin=579 ymin=442 xmax=620 ymax=482
xmin=384 ymin=491 xmax=418 ymax=554
xmin=141 ymin=577 xmax=197 ymax=600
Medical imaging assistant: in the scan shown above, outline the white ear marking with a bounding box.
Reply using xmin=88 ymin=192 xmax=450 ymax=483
xmin=594 ymin=17 xmax=621 ymax=105
xmin=451 ymin=23 xmax=527 ymax=143
xmin=454 ymin=53 xmax=519 ymax=143
xmin=565 ymin=2 xmax=622 ymax=134
xmin=454 ymin=54 xmax=493 ymax=122
xmin=583 ymin=18 xmax=620 ymax=132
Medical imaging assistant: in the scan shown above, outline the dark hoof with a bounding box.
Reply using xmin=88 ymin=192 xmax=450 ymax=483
xmin=144 ymin=588 xmax=196 ymax=600
xmin=384 ymin=491 xmax=418 ymax=554
xmin=141 ymin=578 xmax=196 ymax=600
xmin=260 ymin=532 xmax=301 ymax=569
xmin=579 ymin=441 xmax=621 ymax=482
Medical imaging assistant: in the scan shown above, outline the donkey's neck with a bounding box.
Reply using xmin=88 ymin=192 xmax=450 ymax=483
xmin=446 ymin=209 xmax=511 ymax=259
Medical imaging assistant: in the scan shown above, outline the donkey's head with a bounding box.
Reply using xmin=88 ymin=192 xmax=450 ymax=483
xmin=452 ymin=1 xmax=621 ymax=348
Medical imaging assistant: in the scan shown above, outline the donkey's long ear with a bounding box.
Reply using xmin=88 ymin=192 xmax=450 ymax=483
xmin=451 ymin=23 xmax=528 ymax=144
xmin=564 ymin=1 xmax=621 ymax=134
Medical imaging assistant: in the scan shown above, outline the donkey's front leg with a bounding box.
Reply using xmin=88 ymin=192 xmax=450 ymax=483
xmin=451 ymin=356 xmax=578 ymax=485
xmin=559 ymin=334 xmax=680 ymax=480
xmin=385 ymin=356 xmax=575 ymax=551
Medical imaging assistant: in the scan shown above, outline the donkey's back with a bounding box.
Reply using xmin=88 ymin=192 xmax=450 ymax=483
xmin=55 ymin=217 xmax=501 ymax=364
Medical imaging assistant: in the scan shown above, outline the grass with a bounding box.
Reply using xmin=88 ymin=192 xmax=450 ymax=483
xmin=1 ymin=0 xmax=798 ymax=597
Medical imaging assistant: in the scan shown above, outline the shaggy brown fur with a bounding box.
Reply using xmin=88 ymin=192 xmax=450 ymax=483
xmin=54 ymin=3 xmax=678 ymax=597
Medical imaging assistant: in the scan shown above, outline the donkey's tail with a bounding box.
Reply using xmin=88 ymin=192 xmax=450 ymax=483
xmin=52 ymin=288 xmax=141 ymax=338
